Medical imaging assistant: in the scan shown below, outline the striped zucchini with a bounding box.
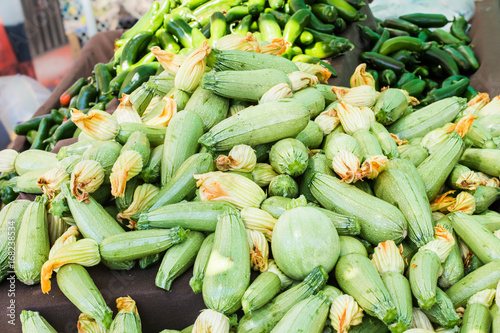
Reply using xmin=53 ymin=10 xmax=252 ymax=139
xmin=386 ymin=158 xmax=427 ymax=195
xmin=190 ymin=233 xmax=215 ymax=293
xmin=313 ymin=207 xmax=361 ymax=236
xmin=295 ymin=121 xmax=324 ymax=149
xmin=242 ymin=271 xmax=282 ymax=314
xmin=20 ymin=310 xmax=57 ymax=332
xmin=338 ymin=236 xmax=368 ymax=257
xmin=370 ymin=122 xmax=399 ymax=159
xmin=201 ymin=69 xmax=291 ymax=102
xmin=352 ymin=129 xmax=383 ymax=158
xmin=324 ymin=133 xmax=363 ymax=161
xmin=260 ymin=196 xmax=292 ymax=219
xmin=491 ymin=304 xmax=500 ymax=333
xmin=14 ymin=150 xmax=58 ymax=175
xmin=374 ymin=169 xmax=434 ymax=247
xmin=298 ymin=153 xmax=335 ymax=203
xmin=81 ymin=140 xmax=122 ymax=181
xmin=156 ymin=231 xmax=205 ymax=290
xmin=398 ymin=140 xmax=429 ymax=167
xmin=373 ymin=88 xmax=408 ymax=125
xmin=203 ymin=211 xmax=250 ymax=315
xmin=184 ymin=86 xmax=230 ymax=131
xmin=14 ymin=196 xmax=49 ymax=285
xmin=208 ymin=49 xmax=299 ymax=73
xmin=461 ymin=289 xmax=495 ymax=333
xmin=0 ymin=200 xmax=30 ymax=282
xmin=310 ymin=173 xmax=407 ymax=245
xmin=140 ymin=144 xmax=163 ymax=183
xmin=121 ymin=130 xmax=151 ymax=166
xmin=271 ymin=294 xmax=330 ymax=333
xmin=434 ymin=216 xmax=464 ymax=289
xmin=199 ymin=100 xmax=310 ymax=151
xmin=161 ymin=110 xmax=204 ymax=186
xmin=421 ymin=288 xmax=460 ymax=328
xmin=316 ymin=84 xmax=337 ymax=104
xmin=8 ymin=168 xmax=49 ymax=194
xmin=56 ymin=140 xmax=94 ymax=160
xmin=409 ymin=248 xmax=442 ymax=310
xmin=382 ymin=272 xmax=412 ymax=333
xmin=472 ymin=210 xmax=500 ymax=231
xmin=237 ymin=266 xmax=328 ymax=333
xmin=148 ymin=153 xmax=214 ymax=211
xmin=166 ymin=87 xmax=191 ymax=111
xmin=292 ymin=87 xmax=326 ymax=118
xmin=465 ymin=121 xmax=496 ymax=149
xmin=100 ymin=228 xmax=187 ymax=262
xmin=57 ymin=264 xmax=113 ymax=329
xmin=116 ymin=122 xmax=167 ymax=147
xmin=460 ymin=148 xmax=500 ymax=177
xmin=115 ymin=177 xmax=140 ymax=212
xmin=137 ymin=201 xmax=235 ymax=231
xmin=478 ymin=114 xmax=500 ymax=136
xmin=388 ymin=97 xmax=466 ymax=140
xmin=417 ymin=131 xmax=465 ymax=200
xmin=349 ymin=314 xmax=389 ymax=333
xmin=472 ymin=186 xmax=500 ymax=214
xmin=335 ymin=253 xmax=397 ymax=324
xmin=450 ymin=212 xmax=500 ymax=264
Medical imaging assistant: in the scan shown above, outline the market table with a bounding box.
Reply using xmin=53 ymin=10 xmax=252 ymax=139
xmin=2 ymin=1 xmax=500 ymax=331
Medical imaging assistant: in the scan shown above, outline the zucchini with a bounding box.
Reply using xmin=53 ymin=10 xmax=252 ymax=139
xmin=434 ymin=216 xmax=464 ymax=289
xmin=421 ymin=287 xmax=460 ymax=328
xmin=121 ymin=130 xmax=151 ymax=166
xmin=338 ymin=236 xmax=368 ymax=257
xmin=82 ymin=140 xmax=122 ymax=181
xmin=313 ymin=207 xmax=361 ymax=236
xmin=203 ymin=211 xmax=250 ymax=314
xmin=199 ymin=100 xmax=310 ymax=151
xmin=140 ymin=144 xmax=163 ymax=183
xmin=370 ymin=122 xmax=399 ymax=159
xmin=271 ymin=294 xmax=330 ymax=333
xmin=310 ymin=173 xmax=407 ymax=245
xmin=409 ymin=247 xmax=442 ymax=310
xmin=14 ymin=150 xmax=58 ymax=175
xmin=260 ymin=196 xmax=292 ymax=219
xmin=297 ymin=153 xmax=335 ymax=203
xmin=460 ymin=148 xmax=500 ymax=177
xmin=398 ymin=141 xmax=429 ymax=167
xmin=291 ymin=87 xmax=326 ymax=118
xmin=184 ymin=86 xmax=230 ymax=131
xmin=352 ymin=129 xmax=383 ymax=159
xmin=373 ymin=88 xmax=408 ymax=125
xmin=190 ymin=233 xmax=215 ymax=293
xmin=472 ymin=210 xmax=500 ymax=232
xmin=471 ymin=186 xmax=500 ymax=214
xmin=116 ymin=122 xmax=167 ymax=147
xmin=242 ymin=271 xmax=282 ymax=314
xmin=295 ymin=120 xmax=324 ymax=149
xmin=208 ymin=49 xmax=299 ymax=73
xmin=269 ymin=138 xmax=309 ymax=177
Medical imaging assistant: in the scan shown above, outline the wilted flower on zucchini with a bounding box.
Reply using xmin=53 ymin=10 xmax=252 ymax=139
xmin=411 ymin=308 xmax=434 ymax=330
xmin=194 ymin=171 xmax=266 ymax=210
xmin=259 ymin=83 xmax=293 ymax=104
xmin=349 ymin=63 xmax=375 ymax=88
xmin=287 ymin=71 xmax=319 ymax=92
xmin=372 ymin=240 xmax=404 ymax=275
xmin=241 ymin=207 xmax=276 ymax=241
xmin=447 ymin=191 xmax=475 ymax=215
xmin=151 ymin=46 xmax=186 ymax=75
xmin=247 ymin=229 xmax=269 ymax=272
xmin=397 ymin=89 xmax=419 ymax=106
xmin=36 ymin=167 xmax=69 ymax=200
xmin=458 ymin=238 xmax=474 ymax=269
xmin=335 ymin=101 xmax=371 ymax=135
xmin=390 ymin=133 xmax=407 ymax=146
xmin=117 ymin=184 xmax=159 ymax=225
xmin=229 ymin=103 xmax=246 ymax=116
xmin=421 ymin=128 xmax=450 ymax=155
xmin=430 ymin=190 xmax=456 ymax=213
xmin=70 ymin=160 xmax=105 ymax=203
xmin=331 ymin=150 xmax=362 ymax=183
xmin=77 ymin=313 xmax=108 ymax=333
xmin=251 ymin=163 xmax=278 ymax=187
xmin=295 ymin=62 xmax=332 ymax=83
xmin=175 ymin=42 xmax=211 ymax=93
xmin=259 ymin=38 xmax=290 ymax=55
xmin=419 ymin=225 xmax=455 ymax=263
xmin=71 ymin=109 xmax=119 ymax=141
xmin=214 ymin=32 xmax=260 ymax=52
xmin=141 ymin=95 xmax=162 ymax=118
xmin=110 ymin=150 xmax=143 ymax=198
xmin=360 ymin=155 xmax=388 ymax=180
xmin=477 ymin=172 xmax=500 ymax=187
xmin=315 ymin=105 xmax=340 ymax=136
xmin=41 ymin=238 xmax=100 ymax=293
xmin=478 ymin=95 xmax=500 ymax=117
xmin=332 ymin=85 xmax=378 ymax=108
xmin=113 ymin=94 xmax=141 ymax=124
xmin=192 ymin=309 xmax=230 ymax=333
xmin=468 ymin=289 xmax=496 ymax=307
xmin=444 ymin=114 xmax=477 ymax=138
xmin=216 ymin=144 xmax=257 ymax=172
xmin=143 ymin=96 xmax=177 ymax=127
xmin=111 ymin=296 xmax=141 ymax=331
xmin=329 ymin=294 xmax=364 ymax=333
xmin=267 ymin=259 xmax=293 ymax=289
xmin=49 ymin=226 xmax=79 ymax=259
xmin=0 ymin=149 xmax=18 ymax=173
xmin=463 ymin=92 xmax=490 ymax=115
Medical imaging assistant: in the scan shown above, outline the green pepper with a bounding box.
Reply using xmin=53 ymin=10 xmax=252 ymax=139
xmin=366 ymin=69 xmax=379 ymax=91
xmin=144 ymin=0 xmax=171 ymax=34
xmin=455 ymin=44 xmax=479 ymax=71
xmin=44 ymin=119 xmax=77 ymax=145
xmin=283 ymin=9 xmax=311 ymax=44
xmin=441 ymin=75 xmax=467 ymax=87
xmin=442 ymin=45 xmax=471 ymax=73
xmin=209 ymin=11 xmax=227 ymax=44
xmin=192 ymin=27 xmax=208 ymax=48
xmin=193 ymin=0 xmax=238 ymax=17
xmin=291 ymin=54 xmax=337 ymax=76
xmin=304 ymin=37 xmax=354 ymax=58
xmin=412 ymin=66 xmax=429 ymax=77
xmin=381 ymin=18 xmax=420 ymax=36
xmin=48 ymin=124 xmax=59 ymax=137
xmin=14 ymin=114 xmax=53 ymax=136
xmin=360 ymin=52 xmax=405 ymax=73
xmin=120 ymin=2 xmax=160 ymax=40
xmin=156 ymin=28 xmax=181 ymax=54
xmin=430 ymin=29 xmax=463 ymax=45
xmin=182 ymin=0 xmax=210 ymax=10
xmin=50 ymin=109 xmax=66 ymax=124
xmin=59 ymin=78 xmax=87 ymax=106
xmin=248 ymin=0 xmax=266 ymax=16
xmin=299 ymin=30 xmax=314 ymax=45
xmin=234 ymin=15 xmax=253 ymax=35
xmin=249 ymin=20 xmax=259 ymax=32
xmin=312 ymin=3 xmax=338 ymax=23
xmin=423 ymin=78 xmax=439 ymax=91
xmin=119 ymin=62 xmax=160 ymax=96
xmin=334 ymin=17 xmax=347 ymax=33
xmin=428 ymin=64 xmax=446 ymax=78
xmin=68 ymin=95 xmax=78 ymax=109
xmin=420 ymin=77 xmax=469 ymax=105
xmin=370 ymin=28 xmax=389 ymax=53
xmin=107 ymin=70 xmax=130 ymax=96
xmin=390 ymin=49 xmax=412 ymax=64
xmin=268 ymin=0 xmax=285 ymax=10
xmin=400 ymin=78 xmax=426 ymax=98
xmin=258 ymin=13 xmax=282 ymax=40
xmin=398 ymin=13 xmax=448 ymax=28
xmin=417 ymin=28 xmax=432 ymax=42
xmin=450 ymin=15 xmax=471 ymax=44
xmin=26 ymin=130 xmax=37 ymax=144
xmin=75 ymin=84 xmax=98 ymax=111
xmin=165 ymin=13 xmax=193 ymax=49
xmin=396 ymin=72 xmax=416 ymax=88
xmin=386 ymin=27 xmax=410 ymax=37
xmin=464 ymin=86 xmax=479 ymax=100
xmin=358 ymin=24 xmax=380 ymax=43
xmin=31 ymin=117 xmax=53 ymax=150
xmin=380 ymin=69 xmax=397 ymax=87
xmin=320 ymin=0 xmax=359 ymax=22
xmin=0 ymin=183 xmax=17 ymax=205
xmin=422 ymin=46 xmax=460 ymax=76
xmin=89 ymin=102 xmax=107 ymax=111
xmin=344 ymin=0 xmax=365 ymax=9
xmin=171 ymin=7 xmax=198 ymax=22
xmin=94 ymin=63 xmax=113 ymax=100
xmin=118 ymin=31 xmax=154 ymax=73
xmin=303 ymin=28 xmax=334 ymax=43
xmin=225 ymin=6 xmax=249 ymax=23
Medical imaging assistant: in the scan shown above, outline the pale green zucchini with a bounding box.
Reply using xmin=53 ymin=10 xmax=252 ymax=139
xmin=121 ymin=130 xmax=151 ymax=165
xmin=338 ymin=236 xmax=368 ymax=257
xmin=409 ymin=248 xmax=442 ymax=310
xmin=271 ymin=294 xmax=330 ymax=333
xmin=421 ymin=288 xmax=460 ymax=328
xmin=116 ymin=122 xmax=167 ymax=147
xmin=460 ymin=289 xmax=495 ymax=333
xmin=324 ymin=133 xmax=363 ymax=161
xmin=20 ymin=310 xmax=57 ymax=333
xmin=295 ymin=120 xmax=324 ymax=149
xmin=269 ymin=138 xmax=309 ymax=177
xmin=8 ymin=168 xmax=49 ymax=194
xmin=140 ymin=144 xmax=163 ymax=183
xmin=313 ymin=207 xmax=361 ymax=236
xmin=190 ymin=233 xmax=215 ymax=293
xmin=472 ymin=210 xmax=500 ymax=231
xmin=460 ymin=148 xmax=500 ymax=177
xmin=349 ymin=314 xmax=389 ymax=333
xmin=260 ymin=196 xmax=292 ymax=219
xmin=291 ymin=87 xmax=326 ymax=118
xmin=184 ymin=86 xmax=230 ymax=131
xmin=242 ymin=271 xmax=282 ymax=314
xmin=14 ymin=150 xmax=58 ymax=175
xmin=434 ymin=216 xmax=464 ymax=289
xmin=472 ymin=186 xmax=500 ymax=214
xmin=397 ymin=140 xmax=429 ymax=167
xmin=370 ymin=122 xmax=399 ymax=159
xmin=208 ymin=49 xmax=299 ymax=73
xmin=316 ymin=84 xmax=337 ymax=104
xmin=382 ymin=272 xmax=412 ymax=333
xmin=373 ymin=88 xmax=408 ymax=125
xmin=464 ymin=121 xmax=496 ymax=149
xmin=81 ymin=140 xmax=122 ymax=181
xmin=352 ymin=129 xmax=383 ymax=158
xmin=298 ymin=153 xmax=334 ymax=203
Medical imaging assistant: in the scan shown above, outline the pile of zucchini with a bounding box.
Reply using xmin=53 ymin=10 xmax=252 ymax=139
xmin=359 ymin=13 xmax=480 ymax=106
xmin=1 ymin=34 xmax=500 ymax=332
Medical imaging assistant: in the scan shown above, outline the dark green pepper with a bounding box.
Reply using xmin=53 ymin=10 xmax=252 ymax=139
xmin=333 ymin=17 xmax=347 ymax=33
xmin=344 ymin=0 xmax=365 ymax=9
xmin=31 ymin=117 xmax=53 ymax=150
xmin=312 ymin=3 xmax=338 ymax=23
xmin=422 ymin=46 xmax=460 ymax=76
xmin=420 ymin=77 xmax=469 ymax=105
xmin=210 ymin=11 xmax=227 ymax=43
xmin=304 ymin=37 xmax=353 ymax=59
xmin=390 ymin=49 xmax=412 ymax=64
xmin=371 ymin=28 xmax=389 ymax=53
xmin=0 ymin=182 xmax=17 ymax=205
xmin=165 ymin=13 xmax=194 ymax=49
xmin=385 ymin=28 xmax=410 ymax=37
xmin=248 ymin=0 xmax=266 ymax=16
xmin=283 ymin=9 xmax=311 ymax=44
xmin=59 ymin=77 xmax=87 ymax=106
xmin=430 ymin=29 xmax=463 ymax=45
xmin=225 ymin=6 xmax=249 ymax=23
xmin=417 ymin=28 xmax=432 ymax=42
xmin=289 ymin=0 xmax=335 ymax=34
xmin=400 ymin=78 xmax=426 ymax=98
xmin=358 ymin=24 xmax=380 ymax=43
xmin=450 ymin=15 xmax=471 ymax=43
xmin=118 ymin=31 xmax=154 ymax=73
xmin=50 ymin=108 xmax=66 ymax=124
xmin=267 ymin=10 xmax=290 ymax=28
xmin=464 ymin=86 xmax=479 ymax=100
xmin=398 ymin=13 xmax=448 ymax=28
xmin=107 ymin=70 xmax=130 ymax=96
xmin=94 ymin=63 xmax=113 ymax=100
xmin=156 ymin=28 xmax=181 ymax=54
xmin=68 ymin=95 xmax=78 ymax=109
xmin=75 ymin=84 xmax=98 ymax=111
xmin=360 ymin=52 xmax=405 ymax=74
xmin=442 ymin=45 xmax=471 ymax=73
xmin=381 ymin=18 xmax=420 ymax=36
xmin=120 ymin=1 xmax=159 ymax=40
xmin=380 ymin=69 xmax=397 ymax=87
xmin=320 ymin=0 xmax=359 ymax=23
xmin=119 ymin=62 xmax=160 ymax=96
xmin=441 ymin=75 xmax=468 ymax=87
xmin=379 ymin=36 xmax=428 ymax=55
xmin=396 ymin=72 xmax=416 ymax=88
xmin=424 ymin=78 xmax=439 ymax=91
xmin=14 ymin=114 xmax=53 ymax=136
xmin=233 ymin=15 xmax=253 ymax=35
xmin=412 ymin=66 xmax=429 ymax=77
xmin=259 ymin=13 xmax=282 ymax=40
xmin=44 ymin=119 xmax=77 ymax=145
xmin=455 ymin=44 xmax=479 ymax=71
xmin=366 ymin=69 xmax=379 ymax=91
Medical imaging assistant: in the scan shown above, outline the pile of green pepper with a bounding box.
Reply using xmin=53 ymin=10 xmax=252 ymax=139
xmin=359 ymin=13 xmax=480 ymax=105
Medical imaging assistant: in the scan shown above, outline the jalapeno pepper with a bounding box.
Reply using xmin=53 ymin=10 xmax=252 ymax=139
xmin=366 ymin=69 xmax=380 ymax=91
xmin=234 ymin=15 xmax=253 ymax=35
xmin=75 ymin=84 xmax=98 ymax=111
xmin=143 ymin=0 xmax=171 ymax=34
xmin=119 ymin=62 xmax=161 ymax=96
xmin=197 ymin=5 xmax=231 ymax=27
xmin=14 ymin=114 xmax=53 ymax=136
xmin=412 ymin=66 xmax=429 ymax=77
xmin=424 ymin=78 xmax=439 ymax=91
xmin=193 ymin=0 xmax=237 ymax=17
xmin=118 ymin=31 xmax=154 ymax=74
xmin=171 ymin=7 xmax=198 ymax=22
xmin=50 ymin=108 xmax=66 ymax=124
xmin=398 ymin=13 xmax=448 ymax=28
xmin=422 ymin=46 xmax=460 ymax=76
xmin=381 ymin=18 xmax=420 ymax=36
xmin=248 ymin=0 xmax=266 ymax=16
xmin=0 ymin=184 xmax=17 ymax=205
xmin=31 ymin=117 xmax=53 ymax=150
xmin=183 ymin=0 xmax=210 ymax=10
xmin=455 ymin=44 xmax=479 ymax=71
xmin=120 ymin=1 xmax=160 ymax=41
xmin=312 ymin=3 xmax=338 ymax=23
xmin=156 ymin=28 xmax=181 ymax=54
xmin=165 ymin=13 xmax=193 ymax=49
xmin=259 ymin=13 xmax=282 ymax=40
xmin=224 ymin=6 xmax=249 ymax=23
xmin=360 ymin=52 xmax=405 ymax=74
xmin=441 ymin=75 xmax=468 ymax=87
xmin=333 ymin=17 xmax=347 ymax=33
xmin=289 ymin=0 xmax=335 ymax=34
xmin=59 ymin=77 xmax=87 ymax=106
xmin=417 ymin=28 xmax=432 ymax=42
xmin=358 ymin=24 xmax=380 ymax=43
xmin=94 ymin=63 xmax=113 ymax=99
xmin=396 ymin=72 xmax=416 ymax=88
xmin=320 ymin=0 xmax=359 ymax=23
xmin=380 ymin=69 xmax=397 ymax=87
xmin=26 ymin=130 xmax=37 ymax=144
xmin=303 ymin=28 xmax=335 ymax=43
xmin=450 ymin=15 xmax=471 ymax=44
xmin=107 ymin=70 xmax=130 ymax=96
xmin=464 ymin=86 xmax=479 ymax=100
xmin=283 ymin=9 xmax=311 ymax=44
xmin=401 ymin=78 xmax=426 ymax=98
xmin=299 ymin=30 xmax=314 ymax=45
xmin=305 ymin=37 xmax=354 ymax=59
xmin=386 ymin=27 xmax=410 ymax=37
xmin=420 ymin=77 xmax=469 ymax=105
xmin=268 ymin=0 xmax=285 ymax=10
xmin=368 ymin=28 xmax=389 ymax=53
xmin=442 ymin=45 xmax=471 ymax=73
xmin=390 ymin=49 xmax=412 ymax=64
xmin=344 ymin=0 xmax=365 ymax=9
xmin=44 ymin=119 xmax=77 ymax=145
xmin=430 ymin=29 xmax=463 ymax=45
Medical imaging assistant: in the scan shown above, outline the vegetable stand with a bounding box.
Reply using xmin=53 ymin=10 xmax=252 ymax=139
xmin=2 ymin=0 xmax=500 ymax=332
